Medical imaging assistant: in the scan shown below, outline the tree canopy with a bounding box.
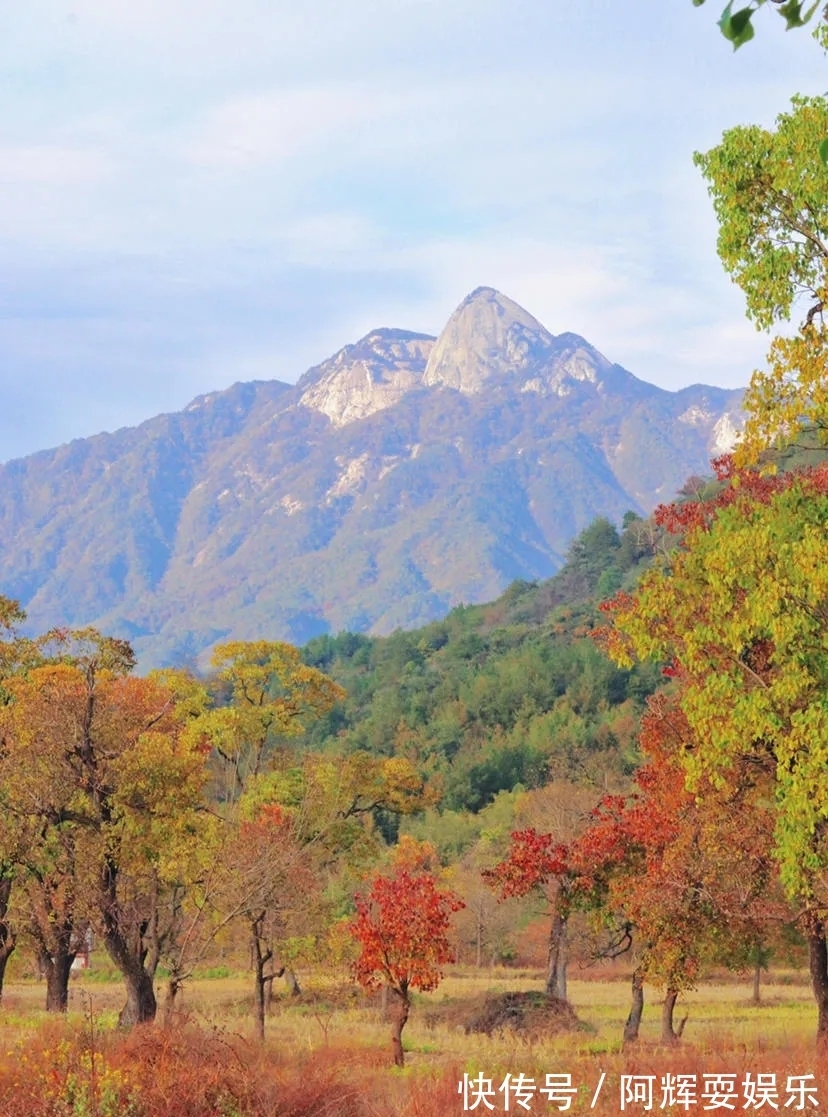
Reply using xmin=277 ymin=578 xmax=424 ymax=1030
xmin=695 ymin=96 xmax=828 ymax=463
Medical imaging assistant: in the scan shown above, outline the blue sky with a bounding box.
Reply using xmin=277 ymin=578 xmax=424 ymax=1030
xmin=0 ymin=1 xmax=825 ymax=461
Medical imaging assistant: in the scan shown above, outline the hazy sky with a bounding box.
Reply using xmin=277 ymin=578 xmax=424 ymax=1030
xmin=1 ymin=2 xmax=825 ymax=461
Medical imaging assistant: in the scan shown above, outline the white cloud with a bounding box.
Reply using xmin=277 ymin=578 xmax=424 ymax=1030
xmin=185 ymin=88 xmax=384 ymax=169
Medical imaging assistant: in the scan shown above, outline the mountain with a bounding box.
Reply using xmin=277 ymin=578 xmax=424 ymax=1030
xmin=0 ymin=287 xmax=743 ymax=667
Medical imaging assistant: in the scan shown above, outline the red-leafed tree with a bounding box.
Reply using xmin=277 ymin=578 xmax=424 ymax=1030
xmin=483 ymin=828 xmax=571 ymax=999
xmin=350 ymin=844 xmax=464 ymax=1066
xmin=571 ymin=693 xmax=786 ymax=1045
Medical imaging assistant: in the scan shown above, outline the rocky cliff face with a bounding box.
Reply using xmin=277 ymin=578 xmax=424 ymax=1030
xmin=299 ymin=329 xmax=434 ymax=426
xmin=0 ymin=287 xmax=744 ymax=666
xmin=423 ymin=287 xmax=558 ymax=392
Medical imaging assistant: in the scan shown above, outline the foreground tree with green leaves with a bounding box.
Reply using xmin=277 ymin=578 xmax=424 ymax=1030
xmin=695 ymin=95 xmax=828 ymax=462
xmin=651 ymin=111 xmax=828 ymax=1051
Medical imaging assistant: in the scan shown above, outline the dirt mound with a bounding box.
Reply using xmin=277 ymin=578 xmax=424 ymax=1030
xmin=427 ymin=991 xmax=582 ymax=1037
xmin=465 ymin=991 xmax=581 ymax=1035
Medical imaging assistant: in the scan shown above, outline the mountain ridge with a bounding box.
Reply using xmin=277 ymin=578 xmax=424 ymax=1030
xmin=0 ymin=286 xmax=744 ymax=667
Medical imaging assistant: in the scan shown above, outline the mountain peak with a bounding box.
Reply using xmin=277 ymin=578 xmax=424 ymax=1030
xmin=460 ymin=285 xmax=536 ymax=313
xmin=298 ymin=328 xmax=434 ymax=427
xmin=423 ymin=287 xmax=557 ymax=393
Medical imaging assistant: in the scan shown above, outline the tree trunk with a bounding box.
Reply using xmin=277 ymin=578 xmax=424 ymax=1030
xmin=390 ymin=988 xmax=410 ymax=1067
xmin=41 ymin=946 xmax=76 ymax=1013
xmin=0 ymin=878 xmax=15 ymax=1004
xmin=118 ymin=968 xmax=157 ymax=1027
xmin=661 ymin=988 xmax=680 ymax=1043
xmin=623 ymin=968 xmax=645 ymax=1045
xmin=100 ymin=860 xmax=158 ymax=1026
xmin=808 ymin=919 xmax=828 ymax=1051
xmin=556 ymin=953 xmax=568 ymax=1001
xmin=283 ymin=967 xmax=301 ymax=997
xmin=31 ymin=909 xmax=78 ymax=1014
xmin=251 ymin=916 xmax=271 ymax=1043
xmin=163 ymin=976 xmax=182 ymax=1027
xmin=0 ymin=938 xmax=13 ymax=1004
xmin=254 ymin=970 xmax=266 ymax=1043
xmin=544 ymin=911 xmax=567 ymax=999
xmin=752 ymin=957 xmax=762 ymax=1005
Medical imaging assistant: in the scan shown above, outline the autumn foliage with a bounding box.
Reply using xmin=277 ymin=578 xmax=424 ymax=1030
xmin=592 ymin=449 xmax=828 ymax=1045
xmin=351 ymin=869 xmax=462 ymax=997
xmin=483 ymin=829 xmax=570 ymax=900
xmin=350 ymin=845 xmax=463 ymax=1065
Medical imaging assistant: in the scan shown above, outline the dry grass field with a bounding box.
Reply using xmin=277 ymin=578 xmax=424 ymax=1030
xmin=0 ymin=965 xmax=824 ymax=1116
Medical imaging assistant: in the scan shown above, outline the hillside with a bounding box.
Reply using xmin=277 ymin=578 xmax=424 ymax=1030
xmin=300 ymin=513 xmax=665 ymax=818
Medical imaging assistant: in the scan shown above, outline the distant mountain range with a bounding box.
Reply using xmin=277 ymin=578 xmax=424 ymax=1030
xmin=0 ymin=287 xmax=743 ymax=667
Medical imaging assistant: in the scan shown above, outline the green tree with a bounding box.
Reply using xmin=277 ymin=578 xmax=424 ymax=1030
xmin=694 ymin=96 xmax=828 ymax=462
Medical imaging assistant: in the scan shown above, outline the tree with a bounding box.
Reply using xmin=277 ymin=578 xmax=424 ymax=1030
xmin=453 ymin=850 xmax=522 ymax=969
xmin=22 ymin=819 xmax=89 ymax=1013
xmin=161 ymin=744 xmax=431 ymax=1039
xmin=350 ymin=842 xmax=464 ymax=1067
xmin=0 ymin=653 xmax=116 ymax=1012
xmin=484 ymin=828 xmax=572 ymax=999
xmin=693 ymin=0 xmax=824 ymax=50
xmin=229 ymin=747 xmax=432 ymax=1032
xmin=224 ymin=803 xmax=319 ymax=1042
xmin=694 ymin=96 xmax=828 ymax=462
xmin=572 ymin=690 xmax=785 ymax=1043
xmin=0 ymin=599 xmax=24 ymax=1002
xmin=603 ymin=461 xmax=828 ymax=1046
xmin=480 ymin=781 xmax=602 ymax=1000
xmin=194 ymin=640 xmax=347 ymax=1024
xmin=205 ymin=640 xmax=345 ymax=804
xmin=0 ymin=873 xmax=13 ymax=1004
xmin=0 ymin=631 xmax=211 ymax=1025
xmin=156 ymin=785 xmax=324 ymax=1034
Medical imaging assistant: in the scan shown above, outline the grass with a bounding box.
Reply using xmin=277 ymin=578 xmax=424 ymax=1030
xmin=0 ymin=966 xmax=823 ymax=1115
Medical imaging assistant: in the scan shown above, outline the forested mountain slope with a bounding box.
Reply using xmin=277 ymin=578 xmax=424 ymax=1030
xmin=301 ymin=513 xmax=665 ymax=814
